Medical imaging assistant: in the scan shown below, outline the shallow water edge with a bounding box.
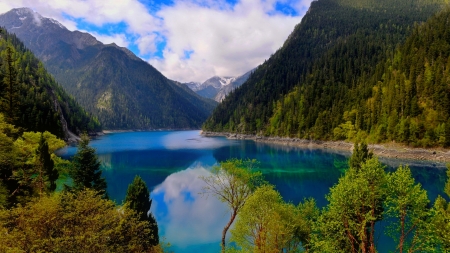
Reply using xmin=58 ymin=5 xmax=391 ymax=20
xmin=202 ymin=131 xmax=450 ymax=163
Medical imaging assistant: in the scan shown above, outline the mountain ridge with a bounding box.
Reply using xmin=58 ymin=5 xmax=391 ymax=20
xmin=0 ymin=7 xmax=216 ymax=130
xmin=203 ymin=0 xmax=448 ymax=147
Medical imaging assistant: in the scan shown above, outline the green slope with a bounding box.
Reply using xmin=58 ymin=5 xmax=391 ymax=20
xmin=0 ymin=28 xmax=101 ymax=139
xmin=203 ymin=0 xmax=447 ymax=147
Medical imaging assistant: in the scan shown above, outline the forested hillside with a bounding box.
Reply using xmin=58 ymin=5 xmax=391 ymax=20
xmin=0 ymin=8 xmax=216 ymax=130
xmin=203 ymin=0 xmax=448 ymax=147
xmin=0 ymin=28 xmax=100 ymax=139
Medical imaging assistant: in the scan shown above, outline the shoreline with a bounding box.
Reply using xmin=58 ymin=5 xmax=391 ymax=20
xmin=101 ymin=128 xmax=201 ymax=134
xmin=201 ymin=131 xmax=450 ymax=163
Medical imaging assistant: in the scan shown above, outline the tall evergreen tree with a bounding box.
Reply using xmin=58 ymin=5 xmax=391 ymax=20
xmin=1 ymin=46 xmax=19 ymax=123
xmin=69 ymin=134 xmax=107 ymax=198
xmin=349 ymin=142 xmax=373 ymax=170
xmin=125 ymin=175 xmax=159 ymax=246
xmin=36 ymin=133 xmax=57 ymax=193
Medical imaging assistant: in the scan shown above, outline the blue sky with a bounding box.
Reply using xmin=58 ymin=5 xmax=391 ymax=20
xmin=0 ymin=0 xmax=313 ymax=82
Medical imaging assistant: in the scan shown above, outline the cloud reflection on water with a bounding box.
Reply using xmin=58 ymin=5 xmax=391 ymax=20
xmin=151 ymin=163 xmax=229 ymax=251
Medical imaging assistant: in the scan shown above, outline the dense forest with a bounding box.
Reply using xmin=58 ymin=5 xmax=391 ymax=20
xmin=0 ymin=27 xmax=101 ymax=139
xmin=203 ymin=0 xmax=450 ymax=147
xmin=0 ymin=119 xmax=161 ymax=251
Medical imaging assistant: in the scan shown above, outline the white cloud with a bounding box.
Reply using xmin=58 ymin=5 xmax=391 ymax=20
xmin=151 ymin=165 xmax=229 ymax=248
xmin=0 ymin=0 xmax=313 ymax=82
xmin=149 ymin=0 xmax=307 ymax=82
xmin=86 ymin=31 xmax=131 ymax=48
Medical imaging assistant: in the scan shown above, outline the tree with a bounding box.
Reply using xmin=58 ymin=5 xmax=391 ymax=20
xmin=200 ymin=159 xmax=264 ymax=253
xmin=0 ymin=114 xmax=17 ymax=207
xmin=35 ymin=133 xmax=58 ymax=194
xmin=349 ymin=142 xmax=373 ymax=170
xmin=1 ymin=46 xmax=19 ymax=123
xmin=385 ymin=165 xmax=430 ymax=253
xmin=9 ymin=130 xmax=65 ymax=203
xmin=69 ymin=133 xmax=107 ymax=197
xmin=313 ymin=158 xmax=386 ymax=253
xmin=125 ymin=175 xmax=159 ymax=246
xmin=231 ymin=185 xmax=317 ymax=253
xmin=429 ymin=165 xmax=450 ymax=250
xmin=0 ymin=189 xmax=163 ymax=253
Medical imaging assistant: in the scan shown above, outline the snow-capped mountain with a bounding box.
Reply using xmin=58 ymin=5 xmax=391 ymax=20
xmin=185 ymin=82 xmax=202 ymax=91
xmin=186 ymin=70 xmax=253 ymax=102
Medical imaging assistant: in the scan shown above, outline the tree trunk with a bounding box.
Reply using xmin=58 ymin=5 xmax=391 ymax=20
xmin=222 ymin=209 xmax=237 ymax=253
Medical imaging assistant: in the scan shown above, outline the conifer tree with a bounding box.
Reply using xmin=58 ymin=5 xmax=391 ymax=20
xmin=349 ymin=142 xmax=373 ymax=170
xmin=69 ymin=134 xmax=107 ymax=198
xmin=125 ymin=175 xmax=159 ymax=246
xmin=2 ymin=46 xmax=19 ymax=123
xmin=36 ymin=133 xmax=57 ymax=193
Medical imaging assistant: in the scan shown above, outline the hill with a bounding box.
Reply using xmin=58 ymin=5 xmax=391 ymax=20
xmin=203 ymin=0 xmax=448 ymax=147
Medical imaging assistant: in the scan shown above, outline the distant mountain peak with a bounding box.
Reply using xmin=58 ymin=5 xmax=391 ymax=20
xmin=7 ymin=7 xmax=67 ymax=31
xmin=185 ymin=69 xmax=254 ymax=102
xmin=12 ymin=7 xmax=44 ymax=26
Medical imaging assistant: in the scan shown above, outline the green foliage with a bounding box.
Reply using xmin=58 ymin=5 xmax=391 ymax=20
xmin=0 ymin=189 xmax=163 ymax=253
xmin=68 ymin=134 xmax=107 ymax=198
xmin=0 ymin=28 xmax=101 ymax=138
xmin=36 ymin=133 xmax=58 ymax=193
xmin=385 ymin=166 xmax=431 ymax=252
xmin=1 ymin=46 xmax=19 ymax=123
xmin=203 ymin=0 xmax=449 ymax=148
xmin=231 ymin=185 xmax=295 ymax=252
xmin=428 ymin=165 xmax=450 ymax=250
xmin=349 ymin=142 xmax=373 ymax=170
xmin=0 ymin=113 xmax=67 ymax=206
xmin=312 ymin=158 xmax=386 ymax=253
xmin=231 ymin=185 xmax=318 ymax=252
xmin=125 ymin=175 xmax=159 ymax=246
xmin=200 ymin=159 xmax=264 ymax=253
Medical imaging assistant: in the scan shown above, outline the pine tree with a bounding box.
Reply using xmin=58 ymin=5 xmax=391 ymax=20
xmin=125 ymin=175 xmax=159 ymax=246
xmin=36 ymin=133 xmax=57 ymax=193
xmin=349 ymin=142 xmax=373 ymax=170
xmin=69 ymin=134 xmax=107 ymax=198
xmin=2 ymin=46 xmax=19 ymax=123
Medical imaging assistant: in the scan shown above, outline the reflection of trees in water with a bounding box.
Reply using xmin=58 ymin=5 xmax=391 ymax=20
xmin=98 ymin=153 xmax=112 ymax=170
xmin=212 ymin=140 xmax=448 ymax=206
xmin=100 ymin=149 xmax=204 ymax=204
xmin=212 ymin=141 xmax=348 ymax=207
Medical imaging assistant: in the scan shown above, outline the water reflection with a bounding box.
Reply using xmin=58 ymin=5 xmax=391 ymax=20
xmin=55 ymin=131 xmax=448 ymax=253
xmin=151 ymin=164 xmax=227 ymax=253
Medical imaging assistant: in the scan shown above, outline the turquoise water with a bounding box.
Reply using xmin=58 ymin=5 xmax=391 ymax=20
xmin=57 ymin=130 xmax=448 ymax=252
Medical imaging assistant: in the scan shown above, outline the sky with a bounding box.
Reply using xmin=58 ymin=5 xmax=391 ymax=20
xmin=0 ymin=0 xmax=313 ymax=83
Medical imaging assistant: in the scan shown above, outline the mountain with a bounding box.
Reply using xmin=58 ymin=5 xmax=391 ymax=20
xmin=0 ymin=28 xmax=100 ymax=140
xmin=203 ymin=0 xmax=448 ymax=147
xmin=185 ymin=82 xmax=202 ymax=91
xmin=186 ymin=69 xmax=253 ymax=102
xmin=214 ymin=70 xmax=253 ymax=102
xmin=0 ymin=8 xmax=216 ymax=130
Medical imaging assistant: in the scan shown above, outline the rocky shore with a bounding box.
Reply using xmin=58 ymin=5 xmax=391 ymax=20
xmin=202 ymin=131 xmax=450 ymax=163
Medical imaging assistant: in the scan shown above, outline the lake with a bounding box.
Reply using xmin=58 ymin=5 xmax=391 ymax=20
xmin=56 ymin=130 xmax=448 ymax=252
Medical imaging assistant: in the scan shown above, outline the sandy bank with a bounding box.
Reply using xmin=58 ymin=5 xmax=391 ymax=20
xmin=202 ymin=131 xmax=450 ymax=163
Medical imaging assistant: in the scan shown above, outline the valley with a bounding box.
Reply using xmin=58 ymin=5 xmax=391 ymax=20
xmin=1 ymin=0 xmax=450 ymax=252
